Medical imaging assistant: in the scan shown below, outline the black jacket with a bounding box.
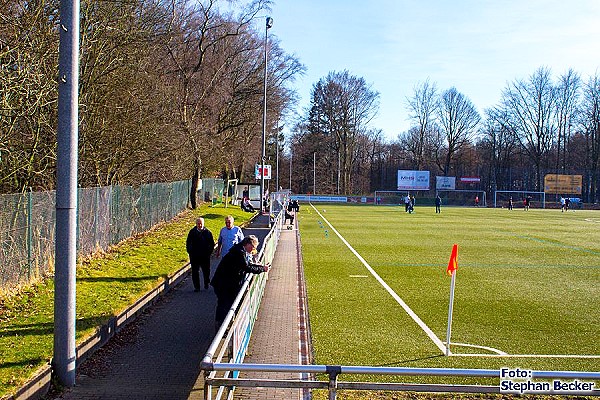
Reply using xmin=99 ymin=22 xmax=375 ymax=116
xmin=210 ymin=242 xmax=265 ymax=297
xmin=186 ymin=227 xmax=215 ymax=260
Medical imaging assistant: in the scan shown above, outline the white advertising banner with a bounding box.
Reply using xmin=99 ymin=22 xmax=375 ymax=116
xmin=436 ymin=176 xmax=456 ymax=190
xmin=397 ymin=170 xmax=430 ymax=191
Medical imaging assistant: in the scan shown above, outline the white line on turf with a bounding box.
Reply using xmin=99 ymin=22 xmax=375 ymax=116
xmin=310 ymin=203 xmax=448 ymax=354
xmin=452 ymin=353 xmax=600 ymax=358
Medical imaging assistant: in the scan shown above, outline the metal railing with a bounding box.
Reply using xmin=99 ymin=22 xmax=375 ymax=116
xmin=200 ymin=207 xmax=286 ymax=400
xmin=202 ymin=362 xmax=600 ymax=399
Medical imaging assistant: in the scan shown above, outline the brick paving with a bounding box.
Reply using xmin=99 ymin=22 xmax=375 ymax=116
xmin=234 ymin=227 xmax=305 ymax=400
xmin=52 ymin=214 xmax=307 ymax=400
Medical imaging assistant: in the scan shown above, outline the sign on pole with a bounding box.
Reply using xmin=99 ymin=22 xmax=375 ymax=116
xmin=255 ymin=164 xmax=272 ymax=180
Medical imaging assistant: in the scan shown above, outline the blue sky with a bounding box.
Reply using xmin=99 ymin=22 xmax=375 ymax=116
xmin=264 ymin=0 xmax=600 ymax=140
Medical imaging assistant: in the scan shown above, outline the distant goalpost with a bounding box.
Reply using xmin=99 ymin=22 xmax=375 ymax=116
xmin=374 ymin=191 xmax=409 ymax=206
xmin=436 ymin=189 xmax=487 ymax=207
xmin=494 ymin=190 xmax=546 ymax=208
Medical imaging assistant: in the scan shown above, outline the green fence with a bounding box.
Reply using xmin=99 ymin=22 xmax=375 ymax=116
xmin=0 ymin=180 xmax=197 ymax=292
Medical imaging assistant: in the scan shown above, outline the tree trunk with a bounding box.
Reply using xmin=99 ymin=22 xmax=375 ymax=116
xmin=189 ymin=156 xmax=201 ymax=209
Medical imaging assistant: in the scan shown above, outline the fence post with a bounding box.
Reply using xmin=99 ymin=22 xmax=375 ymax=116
xmin=94 ymin=187 xmax=98 ymax=250
xmin=326 ymin=365 xmax=341 ymax=400
xmin=27 ymin=187 xmax=33 ymax=280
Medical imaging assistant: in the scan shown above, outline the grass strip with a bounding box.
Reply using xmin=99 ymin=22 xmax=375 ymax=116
xmin=0 ymin=204 xmax=253 ymax=398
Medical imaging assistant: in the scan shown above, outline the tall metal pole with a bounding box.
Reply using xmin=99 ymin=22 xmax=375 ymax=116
xmin=260 ymin=16 xmax=273 ymax=213
xmin=276 ymin=124 xmax=279 ymax=192
xmin=54 ymin=0 xmax=80 ymax=387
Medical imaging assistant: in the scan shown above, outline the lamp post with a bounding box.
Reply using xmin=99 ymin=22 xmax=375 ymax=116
xmin=275 ymin=125 xmax=279 ymax=192
xmin=260 ymin=16 xmax=273 ymax=213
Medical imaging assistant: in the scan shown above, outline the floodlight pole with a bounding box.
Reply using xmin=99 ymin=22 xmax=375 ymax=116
xmin=260 ymin=16 xmax=273 ymax=213
xmin=276 ymin=124 xmax=279 ymax=192
xmin=54 ymin=0 xmax=80 ymax=387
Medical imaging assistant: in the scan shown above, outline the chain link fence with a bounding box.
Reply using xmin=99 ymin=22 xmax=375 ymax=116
xmin=0 ymin=179 xmax=224 ymax=293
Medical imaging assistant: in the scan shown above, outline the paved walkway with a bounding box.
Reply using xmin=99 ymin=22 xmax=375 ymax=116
xmin=234 ymin=226 xmax=307 ymax=400
xmin=53 ymin=214 xmax=306 ymax=400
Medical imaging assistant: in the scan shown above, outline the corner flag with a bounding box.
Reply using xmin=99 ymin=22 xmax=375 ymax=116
xmin=445 ymin=243 xmax=459 ymax=356
xmin=446 ymin=244 xmax=458 ymax=276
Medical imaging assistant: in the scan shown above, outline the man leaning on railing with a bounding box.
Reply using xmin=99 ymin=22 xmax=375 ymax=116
xmin=210 ymin=235 xmax=270 ymax=330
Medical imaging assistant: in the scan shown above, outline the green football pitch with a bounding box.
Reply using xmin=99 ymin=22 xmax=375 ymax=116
xmin=297 ymin=203 xmax=600 ymax=383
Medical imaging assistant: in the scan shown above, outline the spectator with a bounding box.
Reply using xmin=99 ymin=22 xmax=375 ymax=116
xmin=241 ymin=197 xmax=255 ymax=212
xmin=435 ymin=195 xmax=442 ymax=214
xmin=475 ymin=195 xmax=479 ymax=207
xmin=285 ymin=210 xmax=294 ymax=224
xmin=186 ymin=217 xmax=215 ymax=291
xmin=210 ymin=235 xmax=269 ymax=328
xmin=215 ymin=215 xmax=244 ymax=258
xmin=508 ymin=197 xmax=513 ymax=211
xmin=291 ymin=199 xmax=300 ymax=212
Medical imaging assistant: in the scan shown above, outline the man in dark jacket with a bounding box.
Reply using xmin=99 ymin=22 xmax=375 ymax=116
xmin=186 ymin=217 xmax=215 ymax=291
xmin=210 ymin=235 xmax=270 ymax=328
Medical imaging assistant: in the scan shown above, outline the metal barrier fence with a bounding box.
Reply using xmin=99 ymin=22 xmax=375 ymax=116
xmin=0 ymin=180 xmax=202 ymax=292
xmin=203 ymin=362 xmax=600 ymax=399
xmin=201 ymin=208 xmax=285 ymax=400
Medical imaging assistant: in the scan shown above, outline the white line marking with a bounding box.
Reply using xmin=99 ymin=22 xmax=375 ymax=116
xmin=310 ymin=204 xmax=447 ymax=354
xmin=447 ymin=342 xmax=507 ymax=355
xmin=349 ymin=275 xmax=369 ymax=278
xmin=452 ymin=353 xmax=600 ymax=358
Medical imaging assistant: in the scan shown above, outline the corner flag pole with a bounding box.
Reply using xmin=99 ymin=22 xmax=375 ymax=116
xmin=445 ymin=244 xmax=458 ymax=356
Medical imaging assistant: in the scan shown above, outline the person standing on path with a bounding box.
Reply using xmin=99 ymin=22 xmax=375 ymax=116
xmin=210 ymin=235 xmax=269 ymax=328
xmin=215 ymin=215 xmax=244 ymax=258
xmin=186 ymin=217 xmax=215 ymax=291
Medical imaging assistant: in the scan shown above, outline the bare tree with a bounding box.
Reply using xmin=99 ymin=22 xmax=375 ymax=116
xmin=500 ymin=67 xmax=556 ymax=189
xmin=78 ymin=0 xmax=176 ymax=187
xmin=307 ymin=70 xmax=379 ymax=194
xmin=436 ymin=87 xmax=481 ymax=175
xmin=0 ymin=0 xmax=59 ymax=192
xmin=406 ymin=79 xmax=437 ymax=170
xmin=163 ymin=0 xmax=271 ymax=208
xmin=554 ymin=69 xmax=581 ymax=173
xmin=480 ymin=107 xmax=520 ymax=191
xmin=580 ymin=73 xmax=600 ymax=202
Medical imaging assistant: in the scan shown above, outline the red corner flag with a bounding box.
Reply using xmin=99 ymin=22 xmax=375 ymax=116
xmin=446 ymin=244 xmax=458 ymax=276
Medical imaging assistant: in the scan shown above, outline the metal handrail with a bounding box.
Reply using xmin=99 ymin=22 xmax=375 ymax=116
xmin=203 ymin=362 xmax=600 ymax=399
xmin=200 ymin=209 xmax=285 ymax=398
